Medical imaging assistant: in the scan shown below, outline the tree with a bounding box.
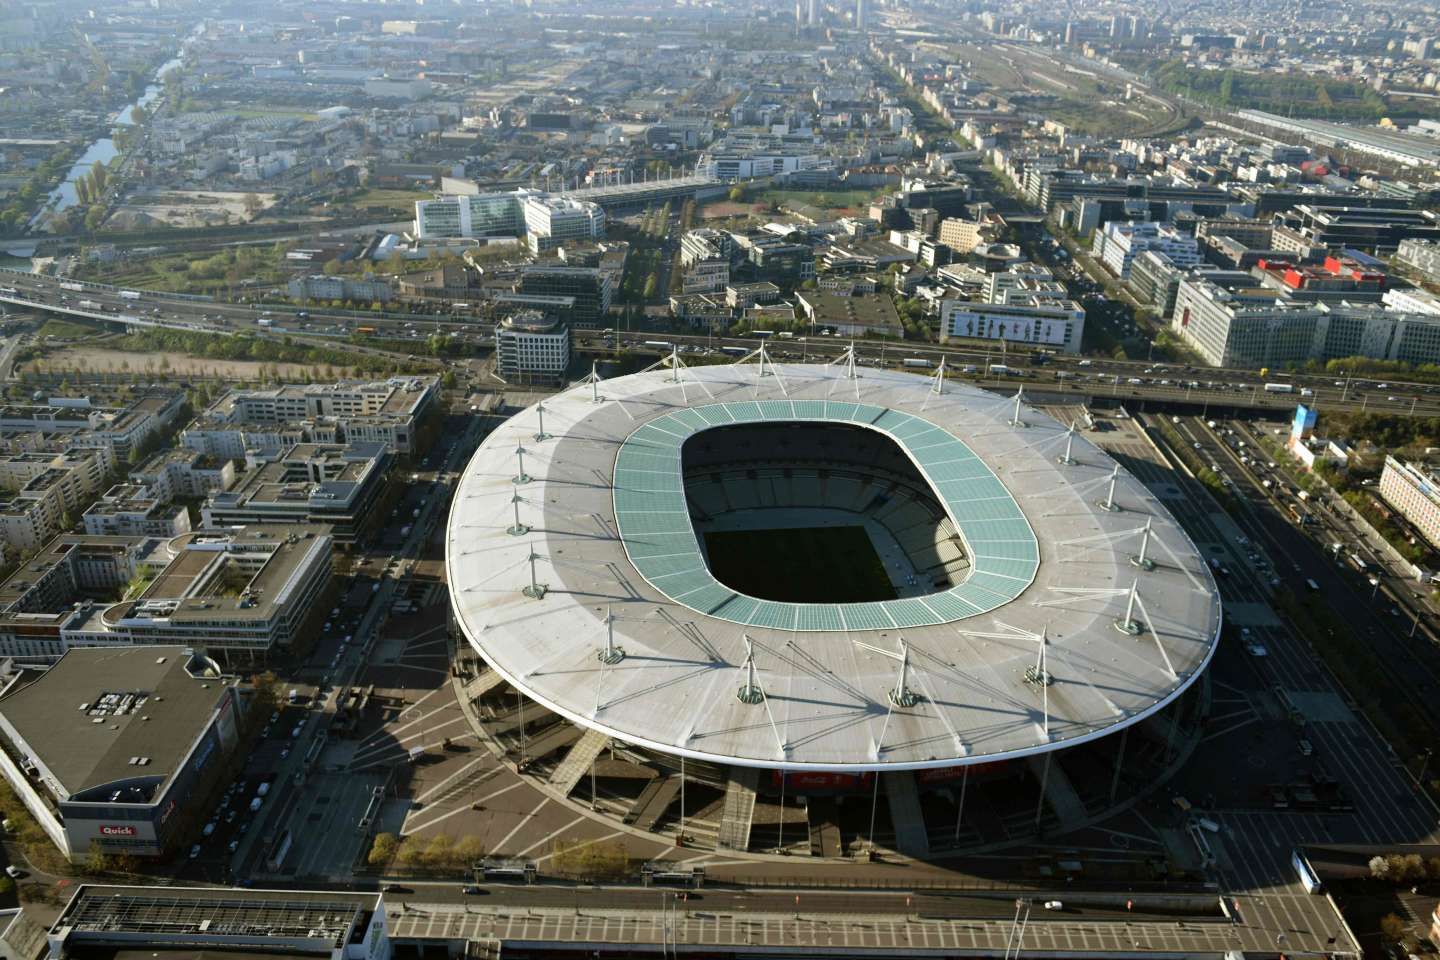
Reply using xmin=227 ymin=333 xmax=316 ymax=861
xmin=243 ymin=193 xmax=263 ymax=218
xmin=1380 ymin=913 xmax=1408 ymax=943
xmin=367 ymin=832 xmax=399 ymax=867
xmin=251 ymin=670 xmax=283 ymax=715
xmin=84 ymin=840 xmax=113 ymax=875
xmin=423 ymin=834 xmax=455 ymax=867
xmin=396 ymin=836 xmax=427 ymax=866
xmin=455 ymin=835 xmax=485 ymax=866
xmin=727 ymin=185 xmax=747 ymax=203
xmin=322 ymin=259 xmax=343 ymax=276
xmin=549 ymin=837 xmax=629 ymax=881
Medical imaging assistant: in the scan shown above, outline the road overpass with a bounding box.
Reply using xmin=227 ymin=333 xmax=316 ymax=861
xmin=6 ymin=268 xmax=1440 ymax=418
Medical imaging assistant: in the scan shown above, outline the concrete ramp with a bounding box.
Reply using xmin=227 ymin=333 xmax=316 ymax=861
xmin=548 ymin=728 xmax=609 ymax=797
xmin=716 ymin=766 xmax=759 ymax=851
xmin=626 ymin=776 xmax=682 ymax=831
xmin=466 ymin=670 xmax=508 ymax=698
xmin=882 ymin=771 xmax=931 ymax=858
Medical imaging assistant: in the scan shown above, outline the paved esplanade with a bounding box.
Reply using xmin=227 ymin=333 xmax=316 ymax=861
xmin=446 ymin=361 xmax=1221 ymax=771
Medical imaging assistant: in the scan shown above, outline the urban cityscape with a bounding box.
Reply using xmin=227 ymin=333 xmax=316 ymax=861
xmin=3 ymin=0 xmax=1440 ymax=957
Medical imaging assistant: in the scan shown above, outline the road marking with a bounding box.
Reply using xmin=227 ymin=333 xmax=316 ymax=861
xmin=532 ymin=829 xmax=628 ymax=864
xmin=513 ymin=814 xmax=587 ymax=859
xmin=402 ymin=781 xmax=527 ymax=836
xmin=489 ymin=798 xmax=550 ymax=855
xmin=413 ymin=754 xmax=496 ymax=804
xmin=353 ymin=716 xmax=469 ymax=758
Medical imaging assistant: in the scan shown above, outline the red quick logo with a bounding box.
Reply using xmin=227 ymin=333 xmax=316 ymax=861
xmin=98 ymin=825 xmax=135 ymax=837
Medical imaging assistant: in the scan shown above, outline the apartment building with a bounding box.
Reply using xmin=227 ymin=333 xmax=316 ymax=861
xmin=82 ymin=484 xmax=192 ymax=539
xmin=183 ymin=378 xmax=436 ymax=457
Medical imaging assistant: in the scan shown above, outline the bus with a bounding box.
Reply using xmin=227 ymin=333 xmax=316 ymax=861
xmin=356 ymin=326 xmax=377 ymax=335
xmin=1264 ymin=382 xmax=1295 ymax=394
xmin=751 ymin=330 xmax=773 ymax=339
xmin=267 ymin=828 xmax=293 ymax=872
xmin=1291 ymin=848 xmax=1322 ymax=893
xmin=720 ymin=346 xmax=748 ymax=356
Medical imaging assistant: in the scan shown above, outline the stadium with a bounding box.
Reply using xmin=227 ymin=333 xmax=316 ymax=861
xmin=446 ymin=358 xmax=1221 ymax=858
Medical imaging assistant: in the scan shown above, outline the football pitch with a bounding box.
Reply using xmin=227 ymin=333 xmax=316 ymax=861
xmin=703 ymin=525 xmax=896 ymax=603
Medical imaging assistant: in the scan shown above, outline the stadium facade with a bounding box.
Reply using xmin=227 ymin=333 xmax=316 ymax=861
xmin=447 ymin=361 xmax=1220 ymax=857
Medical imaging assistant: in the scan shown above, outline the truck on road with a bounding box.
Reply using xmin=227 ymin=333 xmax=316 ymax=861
xmin=1263 ymin=382 xmax=1294 ymax=394
xmin=119 ymin=290 xmax=142 ymax=301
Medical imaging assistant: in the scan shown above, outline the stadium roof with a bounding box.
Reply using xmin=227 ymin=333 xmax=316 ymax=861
xmin=446 ymin=362 xmax=1221 ymax=771
xmin=615 ymin=401 xmax=1036 ymax=630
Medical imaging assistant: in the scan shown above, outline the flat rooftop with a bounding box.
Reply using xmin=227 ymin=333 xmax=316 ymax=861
xmin=0 ymin=647 xmax=229 ymax=801
xmin=51 ymin=885 xmax=380 ymax=959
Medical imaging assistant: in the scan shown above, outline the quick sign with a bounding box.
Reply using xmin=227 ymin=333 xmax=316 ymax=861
xmin=99 ymin=825 xmax=136 ymax=837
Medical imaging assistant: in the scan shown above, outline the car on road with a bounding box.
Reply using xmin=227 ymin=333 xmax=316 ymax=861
xmin=461 ymin=885 xmax=483 ymax=895
xmin=1043 ymin=900 xmax=1063 ymax=911
xmin=188 ymin=845 xmax=201 ymax=859
xmin=4 ymin=866 xmax=23 ymax=879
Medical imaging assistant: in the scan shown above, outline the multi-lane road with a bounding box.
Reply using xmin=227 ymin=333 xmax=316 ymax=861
xmin=7 ymin=267 xmax=1440 ymax=417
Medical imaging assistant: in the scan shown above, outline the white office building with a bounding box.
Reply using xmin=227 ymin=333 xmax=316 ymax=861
xmin=521 ymin=194 xmax=606 ymax=253
xmin=1380 ymin=456 xmax=1440 ymax=550
xmin=1092 ymin=221 xmax=1201 ymax=281
xmin=495 ymin=311 xmax=571 ymax=387
xmin=1173 ymin=276 xmax=1440 ymax=368
xmin=413 ymin=189 xmax=603 ymax=252
xmin=939 ymin=300 xmax=1087 ymax=353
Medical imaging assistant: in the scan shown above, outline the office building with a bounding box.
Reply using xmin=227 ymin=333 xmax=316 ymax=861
xmin=521 ymin=194 xmax=606 ymax=253
xmin=0 ymin=647 xmax=243 ymax=861
xmin=939 ymin=300 xmax=1086 ymax=353
xmin=1173 ymin=277 xmax=1440 ymax=368
xmin=1289 ymin=204 xmax=1440 ymax=252
xmin=202 ymin=443 xmax=390 ymax=543
xmin=1397 ymin=238 xmax=1440 ymax=282
xmin=0 ymin=394 xmax=185 ymax=459
xmin=795 ymin=291 xmax=902 ymax=337
xmin=1092 ymin=221 xmax=1201 ymax=280
xmin=494 ymin=311 xmax=571 ymax=387
xmin=1380 ymin=457 xmax=1440 ymax=550
xmin=516 ymin=266 xmax=613 ymax=328
xmin=0 ymin=526 xmax=333 ymax=665
xmin=413 ymin=189 xmax=604 ymax=252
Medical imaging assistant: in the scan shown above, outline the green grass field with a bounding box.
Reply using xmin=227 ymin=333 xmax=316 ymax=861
xmin=35 ymin=317 xmax=102 ymax=340
xmin=703 ymin=525 xmax=894 ymax=603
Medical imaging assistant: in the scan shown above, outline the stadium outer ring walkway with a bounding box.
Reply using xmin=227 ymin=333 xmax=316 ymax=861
xmin=445 ymin=362 xmax=1221 ymax=773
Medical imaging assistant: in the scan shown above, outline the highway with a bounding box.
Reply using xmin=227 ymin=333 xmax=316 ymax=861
xmin=582 ymin=328 xmax=1440 ymax=417
xmin=361 ymin=880 xmax=1222 ymax=922
xmin=7 ymin=268 xmax=1440 ymax=417
xmin=1137 ymin=414 xmax=1440 ymax=883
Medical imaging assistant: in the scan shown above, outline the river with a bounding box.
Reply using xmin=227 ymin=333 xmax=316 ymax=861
xmin=41 ymin=56 xmax=183 ymax=217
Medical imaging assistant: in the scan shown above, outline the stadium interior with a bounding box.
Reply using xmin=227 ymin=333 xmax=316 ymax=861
xmin=680 ymin=422 xmax=970 ymax=602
